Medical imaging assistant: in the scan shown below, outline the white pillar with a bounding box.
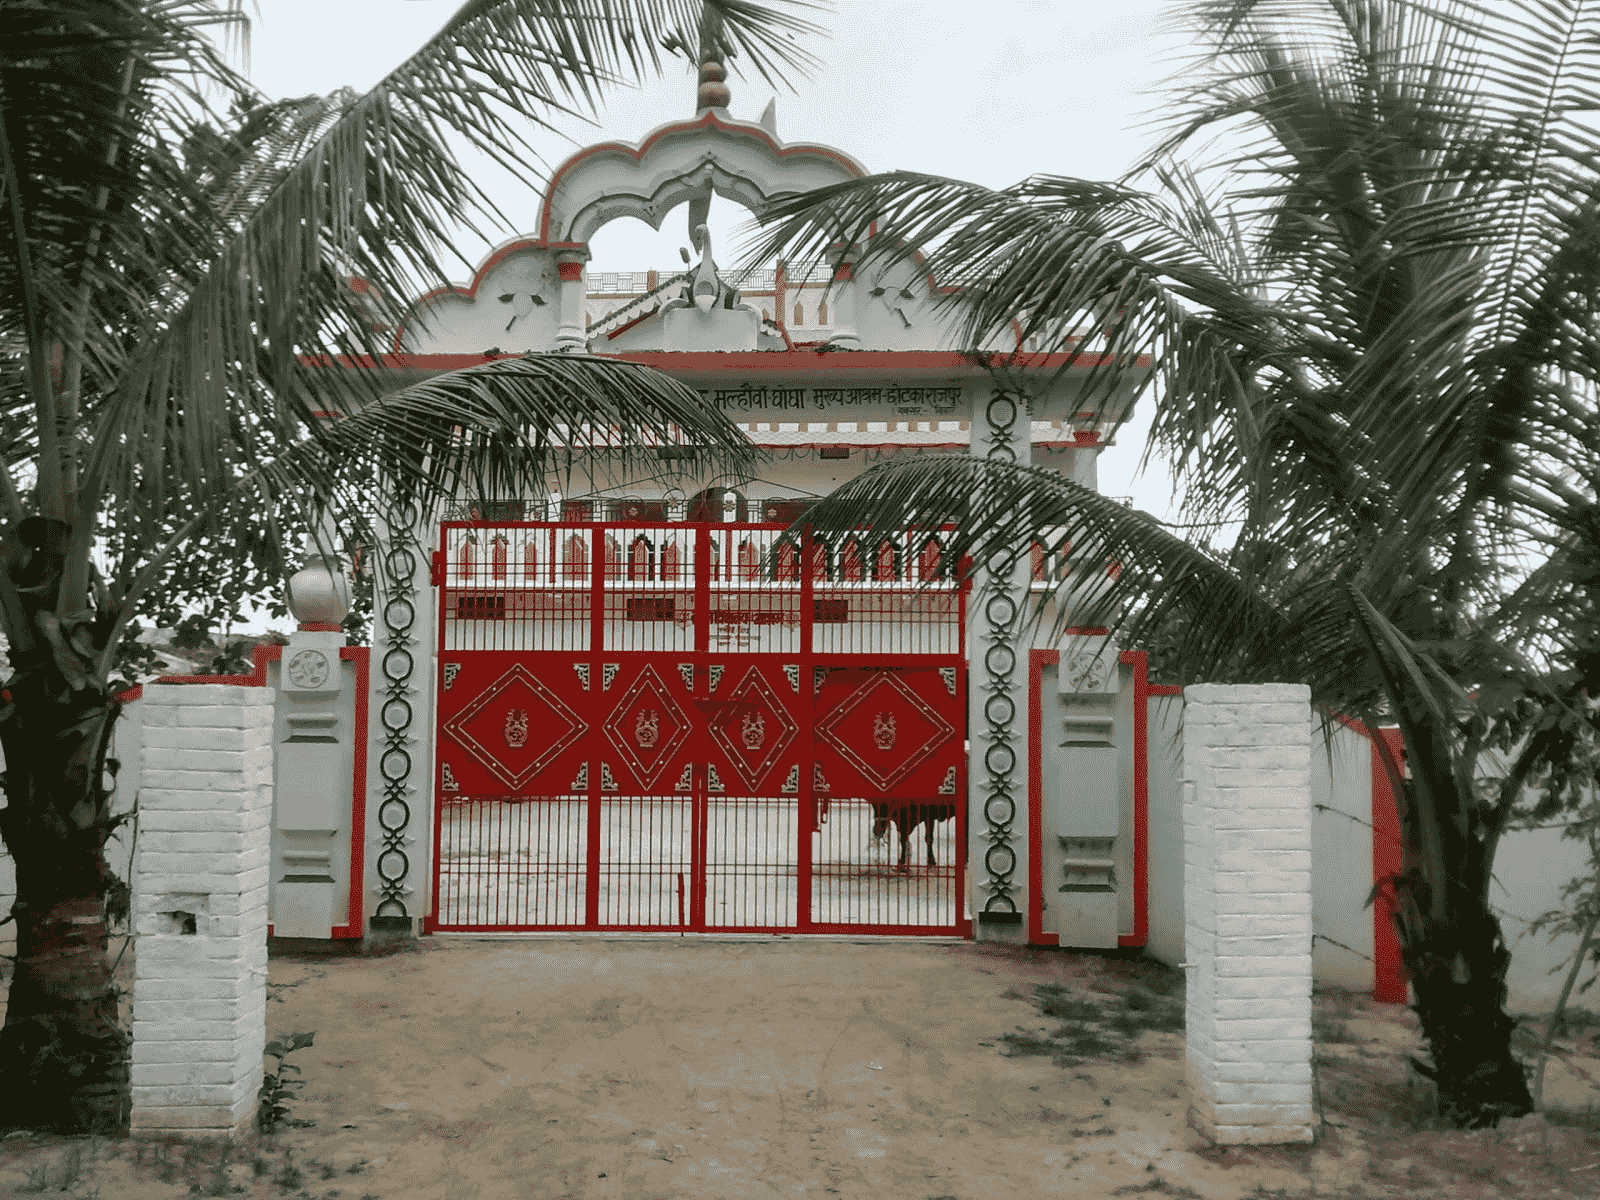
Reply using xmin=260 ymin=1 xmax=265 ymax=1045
xmin=555 ymin=251 xmax=589 ymax=352
xmin=368 ymin=497 xmax=435 ymax=935
xmin=968 ymin=389 xmax=1032 ymax=939
xmin=131 ymin=684 xmax=273 ymax=1136
xmin=1182 ymin=683 xmax=1315 ymax=1145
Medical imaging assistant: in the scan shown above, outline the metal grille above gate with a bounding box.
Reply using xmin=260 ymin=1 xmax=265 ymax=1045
xmin=426 ymin=520 xmax=967 ymax=935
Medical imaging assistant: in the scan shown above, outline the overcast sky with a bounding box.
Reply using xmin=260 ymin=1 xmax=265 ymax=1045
xmin=227 ymin=0 xmax=1196 ymax=630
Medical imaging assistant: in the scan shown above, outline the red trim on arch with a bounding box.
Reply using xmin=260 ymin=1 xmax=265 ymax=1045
xmin=557 ymin=261 xmax=584 ymax=282
xmin=1026 ymin=648 xmax=1149 ymax=949
xmin=535 ymin=109 xmax=867 ymax=244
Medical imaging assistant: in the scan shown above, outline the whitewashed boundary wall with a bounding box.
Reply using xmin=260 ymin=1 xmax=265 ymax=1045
xmin=1182 ymin=682 xmax=1315 ymax=1145
xmin=130 ymin=684 xmax=272 ymax=1136
xmin=1145 ymin=694 xmax=1600 ymax=1015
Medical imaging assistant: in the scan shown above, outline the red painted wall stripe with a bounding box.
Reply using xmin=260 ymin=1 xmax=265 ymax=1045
xmin=1370 ymin=727 xmax=1409 ymax=1003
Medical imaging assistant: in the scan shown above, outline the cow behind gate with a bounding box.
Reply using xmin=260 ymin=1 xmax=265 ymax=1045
xmin=870 ymin=801 xmax=956 ymax=870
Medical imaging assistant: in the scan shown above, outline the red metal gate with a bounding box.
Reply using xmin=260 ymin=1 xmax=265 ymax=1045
xmin=425 ymin=519 xmax=967 ymax=935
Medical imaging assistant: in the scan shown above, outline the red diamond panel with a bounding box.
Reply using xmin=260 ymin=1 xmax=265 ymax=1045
xmin=706 ymin=666 xmax=799 ymax=791
xmin=441 ymin=663 xmax=588 ymax=791
xmin=602 ymin=664 xmax=692 ymax=789
xmin=815 ymin=670 xmax=956 ymax=793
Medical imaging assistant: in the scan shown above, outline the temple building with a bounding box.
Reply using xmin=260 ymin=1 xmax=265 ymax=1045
xmin=277 ymin=45 xmax=1152 ymax=950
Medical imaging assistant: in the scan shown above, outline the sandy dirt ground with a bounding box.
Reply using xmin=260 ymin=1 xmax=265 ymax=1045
xmin=1 ymin=936 xmax=1598 ymax=1199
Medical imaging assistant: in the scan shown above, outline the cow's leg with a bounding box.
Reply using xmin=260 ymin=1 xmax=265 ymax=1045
xmin=926 ymin=820 xmax=938 ymax=868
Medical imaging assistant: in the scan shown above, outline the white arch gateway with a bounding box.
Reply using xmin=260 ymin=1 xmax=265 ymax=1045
xmin=273 ymin=56 xmax=1155 ymax=949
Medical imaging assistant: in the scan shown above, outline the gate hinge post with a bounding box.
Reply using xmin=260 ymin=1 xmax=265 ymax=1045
xmin=430 ymin=550 xmax=446 ymax=586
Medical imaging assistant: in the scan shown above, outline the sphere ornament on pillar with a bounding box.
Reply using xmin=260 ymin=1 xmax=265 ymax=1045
xmin=287 ymin=553 xmax=352 ymax=627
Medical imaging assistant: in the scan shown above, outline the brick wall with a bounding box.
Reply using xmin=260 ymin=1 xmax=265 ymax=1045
xmin=1182 ymin=683 xmax=1315 ymax=1145
xmin=130 ymin=684 xmax=273 ymax=1135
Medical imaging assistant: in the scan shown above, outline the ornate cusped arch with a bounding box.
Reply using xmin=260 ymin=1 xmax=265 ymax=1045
xmin=537 ymin=110 xmax=866 ymax=245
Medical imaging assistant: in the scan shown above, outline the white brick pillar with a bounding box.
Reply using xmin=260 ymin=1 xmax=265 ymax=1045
xmin=131 ymin=684 xmax=273 ymax=1136
xmin=1182 ymin=683 xmax=1314 ymax=1145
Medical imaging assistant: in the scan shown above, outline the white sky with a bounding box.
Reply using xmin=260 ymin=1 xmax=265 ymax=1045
xmin=225 ymin=0 xmax=1195 ymax=631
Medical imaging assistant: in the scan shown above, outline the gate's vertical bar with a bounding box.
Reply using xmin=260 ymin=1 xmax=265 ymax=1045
xmin=691 ymin=525 xmax=711 ymax=930
xmin=798 ymin=523 xmax=815 ymax=930
xmin=585 ymin=525 xmax=602 ymax=929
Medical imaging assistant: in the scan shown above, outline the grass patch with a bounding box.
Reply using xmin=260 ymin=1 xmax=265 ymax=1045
xmin=994 ymin=972 xmax=1185 ymax=1067
xmin=1040 ymin=994 xmax=1106 ymax=1022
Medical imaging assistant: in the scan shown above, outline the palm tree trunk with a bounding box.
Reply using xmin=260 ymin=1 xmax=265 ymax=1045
xmin=0 ymin=671 xmax=129 ymax=1135
xmin=1396 ymin=881 xmax=1535 ymax=1127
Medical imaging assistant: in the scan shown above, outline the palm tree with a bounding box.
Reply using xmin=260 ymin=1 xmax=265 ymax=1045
xmin=747 ymin=0 xmax=1600 ymax=1127
xmin=0 ymin=0 xmax=814 ymax=1134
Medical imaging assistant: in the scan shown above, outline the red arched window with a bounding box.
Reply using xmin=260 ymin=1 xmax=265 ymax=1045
xmin=562 ymin=534 xmax=588 ymax=580
xmin=738 ymin=539 xmax=760 ymax=581
xmin=840 ymin=539 xmax=863 ymax=582
xmin=628 ymin=535 xmax=652 ymax=581
xmin=793 ymin=301 xmax=804 ymax=326
xmin=917 ymin=537 xmax=942 ymax=582
xmin=661 ymin=540 xmax=681 ymax=581
xmin=874 ymin=541 xmax=898 ymax=581
xmin=456 ymin=539 xmax=475 ymax=582
xmin=818 ymin=300 xmax=828 ymax=325
xmin=774 ymin=541 xmax=798 ymax=581
xmin=490 ymin=535 xmax=509 ymax=581
xmin=603 ymin=535 xmax=621 ymax=580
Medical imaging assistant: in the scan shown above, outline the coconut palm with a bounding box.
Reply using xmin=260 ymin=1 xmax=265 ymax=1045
xmin=0 ymin=0 xmax=813 ymax=1134
xmin=748 ymin=0 xmax=1600 ymax=1126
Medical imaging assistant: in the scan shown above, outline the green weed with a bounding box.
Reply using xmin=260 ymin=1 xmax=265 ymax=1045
xmin=258 ymin=1031 xmax=318 ymax=1135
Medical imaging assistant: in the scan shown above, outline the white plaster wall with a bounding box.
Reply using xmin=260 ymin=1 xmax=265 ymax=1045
xmin=401 ymin=246 xmax=561 ymax=354
xmin=1309 ymin=721 xmax=1376 ymax=993
xmin=1145 ymin=695 xmax=1186 ymax=967
xmin=1492 ymin=825 xmax=1600 ymax=1015
xmin=1144 ymin=698 xmax=1600 ymax=1016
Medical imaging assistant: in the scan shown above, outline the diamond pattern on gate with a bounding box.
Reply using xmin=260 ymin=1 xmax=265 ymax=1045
xmin=441 ymin=663 xmax=587 ymax=790
xmin=815 ymin=671 xmax=956 ymax=791
xmin=707 ymin=666 xmax=799 ymax=790
xmin=601 ymin=664 xmax=691 ymax=789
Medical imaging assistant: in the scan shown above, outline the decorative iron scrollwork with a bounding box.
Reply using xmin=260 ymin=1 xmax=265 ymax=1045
xmin=375 ymin=498 xmax=422 ymax=927
xmin=979 ymin=389 xmax=1023 ymax=920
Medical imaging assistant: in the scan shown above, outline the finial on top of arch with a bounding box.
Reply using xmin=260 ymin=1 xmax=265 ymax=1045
xmin=696 ymin=7 xmax=731 ymax=111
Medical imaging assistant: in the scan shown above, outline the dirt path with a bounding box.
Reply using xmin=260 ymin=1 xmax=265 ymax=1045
xmin=1 ymin=936 xmax=1597 ymax=1199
